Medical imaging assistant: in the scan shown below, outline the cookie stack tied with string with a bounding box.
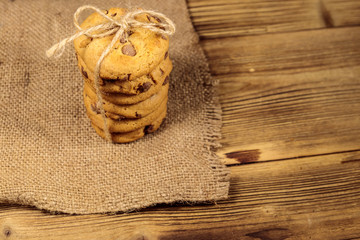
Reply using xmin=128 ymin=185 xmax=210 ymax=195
xmin=73 ymin=7 xmax=174 ymax=143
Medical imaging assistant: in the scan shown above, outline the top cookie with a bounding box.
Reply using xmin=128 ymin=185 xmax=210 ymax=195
xmin=74 ymin=8 xmax=169 ymax=80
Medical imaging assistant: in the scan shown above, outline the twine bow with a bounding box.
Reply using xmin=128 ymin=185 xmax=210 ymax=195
xmin=46 ymin=5 xmax=176 ymax=142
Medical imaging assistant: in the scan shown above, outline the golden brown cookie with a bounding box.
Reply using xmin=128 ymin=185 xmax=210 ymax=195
xmin=92 ymin=123 xmax=144 ymax=143
xmin=91 ymin=108 xmax=167 ymax=143
xmin=86 ymin=96 xmax=167 ymax=133
xmin=74 ymin=8 xmax=169 ymax=80
xmin=84 ymin=83 xmax=169 ymax=119
xmin=77 ymin=53 xmax=172 ymax=94
xmin=85 ymin=74 xmax=170 ymax=105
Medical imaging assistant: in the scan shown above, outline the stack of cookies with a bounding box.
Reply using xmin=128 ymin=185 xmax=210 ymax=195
xmin=74 ymin=8 xmax=172 ymax=143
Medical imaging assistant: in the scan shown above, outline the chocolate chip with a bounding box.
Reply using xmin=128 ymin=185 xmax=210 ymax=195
xmin=163 ymin=76 xmax=169 ymax=85
xmin=153 ymin=16 xmax=162 ymax=23
xmin=122 ymin=43 xmax=136 ymax=56
xmin=103 ymin=78 xmax=116 ymax=82
xmin=91 ymin=103 xmax=100 ymax=114
xmin=127 ymin=30 xmax=134 ymax=36
xmin=81 ymin=66 xmax=88 ymax=78
xmin=111 ymin=12 xmax=117 ymax=17
xmin=164 ymin=51 xmax=168 ymax=60
xmin=159 ymin=68 xmax=164 ymax=76
xmin=144 ymin=125 xmax=154 ymax=134
xmin=135 ymin=112 xmax=142 ymax=118
xmin=157 ymin=25 xmax=165 ymax=31
xmin=120 ymin=37 xmax=126 ymax=44
xmin=137 ymin=82 xmax=152 ymax=93
xmin=148 ymin=74 xmax=157 ymax=84
xmin=105 ymin=10 xmax=108 ymax=15
xmin=161 ymin=35 xmax=167 ymax=40
xmin=147 ymin=15 xmax=162 ymax=23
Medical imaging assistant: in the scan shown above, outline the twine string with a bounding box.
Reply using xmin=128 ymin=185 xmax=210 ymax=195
xmin=46 ymin=5 xmax=176 ymax=142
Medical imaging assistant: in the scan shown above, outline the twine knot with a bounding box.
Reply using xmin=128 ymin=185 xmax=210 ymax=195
xmin=46 ymin=5 xmax=175 ymax=142
xmin=46 ymin=5 xmax=175 ymax=58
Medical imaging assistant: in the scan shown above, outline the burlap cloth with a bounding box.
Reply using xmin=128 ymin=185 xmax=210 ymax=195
xmin=0 ymin=0 xmax=229 ymax=214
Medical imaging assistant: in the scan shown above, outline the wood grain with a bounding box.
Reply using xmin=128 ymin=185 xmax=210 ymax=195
xmin=1 ymin=152 xmax=359 ymax=240
xmin=321 ymin=0 xmax=360 ymax=27
xmin=188 ymin=0 xmax=360 ymax=39
xmin=199 ymin=27 xmax=360 ymax=164
xmin=188 ymin=0 xmax=325 ymax=38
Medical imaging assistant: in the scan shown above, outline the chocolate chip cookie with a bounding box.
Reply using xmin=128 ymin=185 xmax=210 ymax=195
xmin=83 ymin=83 xmax=169 ymax=119
xmin=86 ymin=96 xmax=167 ymax=133
xmin=85 ymin=73 xmax=170 ymax=105
xmin=74 ymin=7 xmax=169 ymax=80
xmin=91 ymin=108 xmax=167 ymax=143
xmin=77 ymin=53 xmax=172 ymax=94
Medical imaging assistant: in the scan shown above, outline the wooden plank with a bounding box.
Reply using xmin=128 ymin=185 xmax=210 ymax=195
xmin=188 ymin=0 xmax=325 ymax=38
xmin=0 ymin=151 xmax=359 ymax=239
xmin=321 ymin=0 xmax=360 ymax=27
xmin=198 ymin=27 xmax=360 ymax=164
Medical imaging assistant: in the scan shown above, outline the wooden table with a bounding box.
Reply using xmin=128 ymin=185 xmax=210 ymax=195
xmin=1 ymin=0 xmax=360 ymax=239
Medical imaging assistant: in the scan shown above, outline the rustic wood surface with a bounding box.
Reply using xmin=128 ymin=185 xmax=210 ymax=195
xmin=1 ymin=0 xmax=360 ymax=239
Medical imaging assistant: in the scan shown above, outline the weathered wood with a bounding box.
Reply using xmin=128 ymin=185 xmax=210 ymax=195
xmin=199 ymin=27 xmax=360 ymax=164
xmin=188 ymin=0 xmax=360 ymax=39
xmin=1 ymin=152 xmax=359 ymax=240
xmin=188 ymin=0 xmax=325 ymax=38
xmin=321 ymin=0 xmax=360 ymax=27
